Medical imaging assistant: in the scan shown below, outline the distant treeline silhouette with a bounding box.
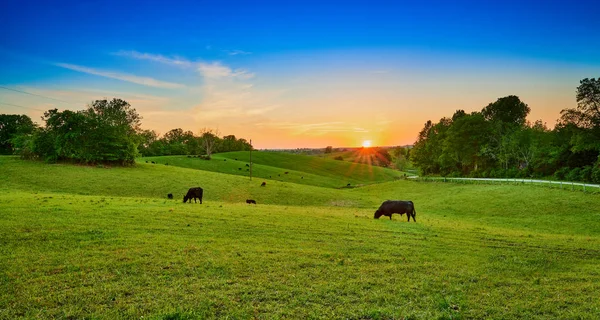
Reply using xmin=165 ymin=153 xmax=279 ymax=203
xmin=411 ymin=78 xmax=600 ymax=183
xmin=1 ymin=98 xmax=251 ymax=165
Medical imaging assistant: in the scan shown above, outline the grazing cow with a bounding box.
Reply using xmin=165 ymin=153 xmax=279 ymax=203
xmin=347 ymin=183 xmax=351 ymax=187
xmin=235 ymin=158 xmax=238 ymax=160
xmin=224 ymin=159 xmax=227 ymax=161
xmin=239 ymin=168 xmax=242 ymax=170
xmin=151 ymin=161 xmax=155 ymax=164
xmin=183 ymin=187 xmax=203 ymax=204
xmin=284 ymin=172 xmax=289 ymax=174
xmin=145 ymin=160 xmax=148 ymax=163
xmin=167 ymin=193 xmax=173 ymax=199
xmin=246 ymin=199 xmax=257 ymax=204
xmin=261 ymin=182 xmax=266 ymax=187
xmin=374 ymin=200 xmax=416 ymax=222
xmin=246 ymin=164 xmax=250 ymax=167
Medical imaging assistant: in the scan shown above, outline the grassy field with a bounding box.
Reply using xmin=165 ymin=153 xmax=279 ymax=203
xmin=141 ymin=151 xmax=406 ymax=189
xmin=1 ymin=155 xmax=600 ymax=319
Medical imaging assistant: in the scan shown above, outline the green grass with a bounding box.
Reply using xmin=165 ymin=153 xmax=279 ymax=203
xmin=141 ymin=151 xmax=405 ymax=188
xmin=1 ymin=155 xmax=600 ymax=319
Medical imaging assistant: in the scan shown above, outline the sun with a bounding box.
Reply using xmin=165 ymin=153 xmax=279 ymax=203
xmin=362 ymin=140 xmax=372 ymax=148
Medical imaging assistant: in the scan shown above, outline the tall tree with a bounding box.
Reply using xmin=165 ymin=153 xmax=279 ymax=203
xmin=482 ymin=95 xmax=530 ymax=128
xmin=0 ymin=114 xmax=36 ymax=154
xmin=199 ymin=128 xmax=221 ymax=159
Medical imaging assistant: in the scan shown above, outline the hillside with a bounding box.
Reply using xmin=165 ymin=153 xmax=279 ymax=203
xmin=142 ymin=151 xmax=406 ymax=188
xmin=1 ymin=155 xmax=600 ymax=318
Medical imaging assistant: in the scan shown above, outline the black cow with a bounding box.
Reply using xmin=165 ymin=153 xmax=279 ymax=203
xmin=183 ymin=187 xmax=203 ymax=204
xmin=167 ymin=193 xmax=173 ymax=199
xmin=374 ymin=200 xmax=416 ymax=222
xmin=246 ymin=199 xmax=257 ymax=204
xmin=284 ymin=172 xmax=289 ymax=174
xmin=246 ymin=164 xmax=250 ymax=167
xmin=260 ymin=182 xmax=266 ymax=187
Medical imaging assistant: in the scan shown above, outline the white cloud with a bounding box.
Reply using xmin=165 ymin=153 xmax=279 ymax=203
xmin=197 ymin=62 xmax=254 ymax=80
xmin=113 ymin=50 xmax=192 ymax=67
xmin=55 ymin=63 xmax=185 ymax=89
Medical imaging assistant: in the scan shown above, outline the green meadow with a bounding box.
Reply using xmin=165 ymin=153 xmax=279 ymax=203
xmin=1 ymin=154 xmax=599 ymax=319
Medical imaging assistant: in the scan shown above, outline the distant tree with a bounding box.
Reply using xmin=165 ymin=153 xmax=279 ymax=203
xmin=199 ymin=128 xmax=221 ymax=159
xmin=324 ymin=146 xmax=333 ymax=153
xmin=482 ymin=95 xmax=530 ymax=128
xmin=138 ymin=129 xmax=159 ymax=156
xmin=83 ymin=99 xmax=142 ymax=164
xmin=0 ymin=114 xmax=36 ymax=154
xmin=559 ymin=78 xmax=600 ymax=153
xmin=442 ymin=112 xmax=490 ymax=173
xmin=14 ymin=99 xmax=142 ymax=164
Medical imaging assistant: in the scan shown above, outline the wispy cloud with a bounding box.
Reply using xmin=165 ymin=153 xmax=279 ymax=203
xmin=55 ymin=63 xmax=185 ymax=89
xmin=225 ymin=49 xmax=252 ymax=56
xmin=197 ymin=62 xmax=254 ymax=80
xmin=115 ymin=50 xmax=255 ymax=80
xmin=113 ymin=50 xmax=193 ymax=67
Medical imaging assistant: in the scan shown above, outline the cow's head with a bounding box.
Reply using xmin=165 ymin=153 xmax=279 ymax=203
xmin=183 ymin=195 xmax=188 ymax=203
xmin=374 ymin=209 xmax=383 ymax=219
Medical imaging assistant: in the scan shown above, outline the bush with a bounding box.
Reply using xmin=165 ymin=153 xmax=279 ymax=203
xmin=581 ymin=166 xmax=593 ymax=182
xmin=554 ymin=167 xmax=570 ymax=181
xmin=592 ymin=164 xmax=600 ymax=183
xmin=566 ymin=167 xmax=582 ymax=182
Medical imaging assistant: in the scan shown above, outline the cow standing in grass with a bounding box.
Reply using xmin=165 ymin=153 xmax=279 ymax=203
xmin=374 ymin=200 xmax=416 ymax=222
xmin=183 ymin=187 xmax=203 ymax=204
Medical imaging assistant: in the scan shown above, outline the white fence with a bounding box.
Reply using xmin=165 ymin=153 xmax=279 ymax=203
xmin=408 ymin=176 xmax=600 ymax=193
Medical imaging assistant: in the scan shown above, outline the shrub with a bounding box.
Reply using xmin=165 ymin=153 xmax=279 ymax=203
xmin=554 ymin=167 xmax=570 ymax=181
xmin=581 ymin=166 xmax=593 ymax=182
xmin=592 ymin=164 xmax=600 ymax=183
xmin=566 ymin=167 xmax=582 ymax=182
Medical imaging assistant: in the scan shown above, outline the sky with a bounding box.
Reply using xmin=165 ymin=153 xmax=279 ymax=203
xmin=1 ymin=0 xmax=600 ymax=149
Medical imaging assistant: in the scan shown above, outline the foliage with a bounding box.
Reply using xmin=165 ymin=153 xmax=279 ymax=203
xmin=412 ymin=82 xmax=600 ymax=183
xmin=9 ymin=99 xmax=142 ymax=164
xmin=138 ymin=130 xmax=252 ymax=157
xmin=0 ymin=114 xmax=36 ymax=154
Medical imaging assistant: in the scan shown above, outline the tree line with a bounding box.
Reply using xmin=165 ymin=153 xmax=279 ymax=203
xmin=411 ymin=78 xmax=600 ymax=183
xmin=0 ymin=98 xmax=252 ymax=165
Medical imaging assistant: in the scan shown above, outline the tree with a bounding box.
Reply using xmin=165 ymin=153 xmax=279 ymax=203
xmin=324 ymin=146 xmax=333 ymax=153
xmin=199 ymin=128 xmax=221 ymax=159
xmin=0 ymin=114 xmax=36 ymax=154
xmin=559 ymin=78 xmax=600 ymax=153
xmin=15 ymin=99 xmax=142 ymax=164
xmin=82 ymin=99 xmax=142 ymax=164
xmin=442 ymin=112 xmax=490 ymax=173
xmin=482 ymin=95 xmax=530 ymax=128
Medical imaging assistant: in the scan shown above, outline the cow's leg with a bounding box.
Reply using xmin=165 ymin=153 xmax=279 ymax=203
xmin=389 ymin=215 xmax=392 ymax=220
xmin=407 ymin=214 xmax=410 ymax=222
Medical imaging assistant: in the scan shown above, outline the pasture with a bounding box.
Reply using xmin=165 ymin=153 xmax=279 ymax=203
xmin=1 ymin=155 xmax=599 ymax=319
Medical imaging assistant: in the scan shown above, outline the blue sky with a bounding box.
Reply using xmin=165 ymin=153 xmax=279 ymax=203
xmin=1 ymin=0 xmax=599 ymax=148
